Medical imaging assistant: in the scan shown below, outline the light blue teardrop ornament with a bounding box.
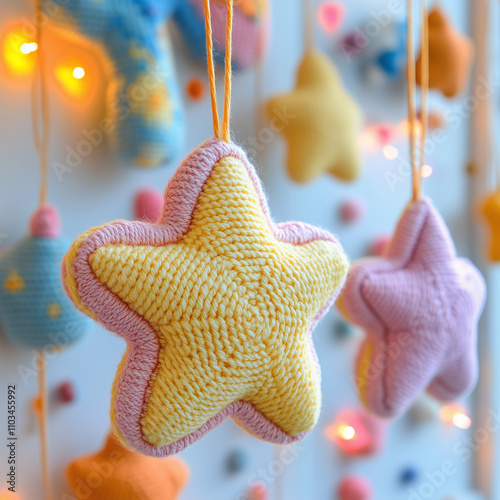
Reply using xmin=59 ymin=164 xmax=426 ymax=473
xmin=0 ymin=206 xmax=91 ymax=350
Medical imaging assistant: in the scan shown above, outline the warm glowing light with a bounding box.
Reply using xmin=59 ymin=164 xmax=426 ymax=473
xmin=20 ymin=41 xmax=38 ymax=54
xmin=360 ymin=128 xmax=379 ymax=151
xmin=327 ymin=409 xmax=386 ymax=456
xmin=72 ymin=66 xmax=85 ymax=79
xmin=440 ymin=405 xmax=471 ymax=430
xmin=383 ymin=145 xmax=399 ymax=160
xmin=0 ymin=492 xmax=20 ymax=500
xmin=339 ymin=425 xmax=356 ymax=440
xmin=453 ymin=413 xmax=472 ymax=430
xmin=55 ymin=63 xmax=91 ymax=98
xmin=421 ymin=164 xmax=433 ymax=178
xmin=397 ymin=119 xmax=423 ymax=137
xmin=2 ymin=26 xmax=38 ymax=77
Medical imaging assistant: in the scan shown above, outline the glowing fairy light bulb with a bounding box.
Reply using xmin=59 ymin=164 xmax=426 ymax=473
xmin=452 ymin=412 xmax=472 ymax=430
xmin=2 ymin=25 xmax=38 ymax=76
xmin=20 ymin=42 xmax=38 ymax=54
xmin=327 ymin=410 xmax=386 ymax=456
xmin=383 ymin=145 xmax=399 ymax=160
xmin=339 ymin=425 xmax=356 ymax=440
xmin=421 ymin=164 xmax=433 ymax=178
xmin=440 ymin=405 xmax=471 ymax=429
xmin=72 ymin=66 xmax=85 ymax=79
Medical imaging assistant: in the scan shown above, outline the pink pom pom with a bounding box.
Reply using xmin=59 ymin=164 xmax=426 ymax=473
xmin=338 ymin=476 xmax=373 ymax=500
xmin=369 ymin=234 xmax=391 ymax=256
xmin=318 ymin=2 xmax=345 ymax=34
xmin=341 ymin=31 xmax=366 ymax=54
xmin=134 ymin=188 xmax=164 ymax=223
xmin=248 ymin=482 xmax=269 ymax=500
xmin=29 ymin=205 xmax=61 ymax=238
xmin=340 ymin=198 xmax=365 ymax=224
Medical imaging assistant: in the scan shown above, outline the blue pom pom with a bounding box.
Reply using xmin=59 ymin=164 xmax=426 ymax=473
xmin=335 ymin=320 xmax=354 ymax=339
xmin=377 ymin=50 xmax=401 ymax=78
xmin=400 ymin=467 xmax=419 ymax=484
xmin=227 ymin=449 xmax=248 ymax=474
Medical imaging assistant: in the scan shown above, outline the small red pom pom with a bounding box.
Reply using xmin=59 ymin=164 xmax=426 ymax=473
xmin=338 ymin=476 xmax=372 ymax=500
xmin=134 ymin=188 xmax=163 ymax=223
xmin=340 ymin=198 xmax=365 ymax=224
xmin=58 ymin=381 xmax=76 ymax=404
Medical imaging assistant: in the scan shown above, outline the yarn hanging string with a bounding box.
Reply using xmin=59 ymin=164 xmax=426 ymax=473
xmin=203 ymin=0 xmax=234 ymax=143
xmin=37 ymin=352 xmax=53 ymax=500
xmin=32 ymin=0 xmax=51 ymax=206
xmin=406 ymin=0 xmax=429 ymax=201
xmin=302 ymin=0 xmax=314 ymax=52
xmin=32 ymin=1 xmax=54 ymax=499
xmin=488 ymin=0 xmax=500 ymax=191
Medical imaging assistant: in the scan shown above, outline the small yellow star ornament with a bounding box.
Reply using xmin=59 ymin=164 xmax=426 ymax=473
xmin=266 ymin=50 xmax=363 ymax=184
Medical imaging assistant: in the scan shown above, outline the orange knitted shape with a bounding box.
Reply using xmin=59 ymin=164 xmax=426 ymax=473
xmin=66 ymin=434 xmax=189 ymax=500
xmin=416 ymin=8 xmax=473 ymax=98
xmin=482 ymin=191 xmax=500 ymax=262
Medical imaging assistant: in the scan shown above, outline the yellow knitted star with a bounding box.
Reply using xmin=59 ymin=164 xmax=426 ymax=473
xmin=63 ymin=139 xmax=348 ymax=456
xmin=267 ymin=50 xmax=362 ymax=184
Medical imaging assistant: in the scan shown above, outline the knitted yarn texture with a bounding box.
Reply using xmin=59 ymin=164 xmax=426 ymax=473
xmin=339 ymin=198 xmax=485 ymax=418
xmin=62 ymin=138 xmax=349 ymax=456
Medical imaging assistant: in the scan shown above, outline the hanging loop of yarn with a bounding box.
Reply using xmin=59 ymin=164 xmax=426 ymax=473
xmin=406 ymin=0 xmax=429 ymax=202
xmin=203 ymin=0 xmax=234 ymax=143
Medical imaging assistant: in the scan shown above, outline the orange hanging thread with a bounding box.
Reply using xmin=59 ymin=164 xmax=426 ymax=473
xmin=407 ymin=0 xmax=429 ymax=202
xmin=203 ymin=0 xmax=233 ymax=142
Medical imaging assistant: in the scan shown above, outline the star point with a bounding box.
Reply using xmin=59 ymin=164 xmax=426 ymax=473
xmin=63 ymin=138 xmax=348 ymax=455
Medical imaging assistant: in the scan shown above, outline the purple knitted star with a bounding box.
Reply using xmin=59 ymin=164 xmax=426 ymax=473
xmin=340 ymin=197 xmax=486 ymax=418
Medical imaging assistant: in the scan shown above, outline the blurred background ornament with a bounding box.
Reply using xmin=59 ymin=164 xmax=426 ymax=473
xmin=67 ymin=433 xmax=190 ymax=499
xmin=134 ymin=187 xmax=164 ymax=223
xmin=226 ymin=448 xmax=249 ymax=474
xmin=267 ymin=51 xmax=362 ymax=183
xmin=337 ymin=475 xmax=373 ymax=500
xmin=0 ymin=206 xmax=91 ymax=350
xmin=416 ymin=7 xmax=474 ymax=98
xmin=339 ymin=197 xmax=365 ymax=224
xmin=318 ymin=2 xmax=345 ymax=34
xmin=39 ymin=0 xmax=269 ymax=167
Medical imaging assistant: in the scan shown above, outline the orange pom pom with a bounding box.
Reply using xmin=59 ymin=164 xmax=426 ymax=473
xmin=186 ymin=78 xmax=205 ymax=100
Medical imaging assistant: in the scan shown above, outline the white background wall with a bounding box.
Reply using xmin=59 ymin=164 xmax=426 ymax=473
xmin=0 ymin=0 xmax=495 ymax=499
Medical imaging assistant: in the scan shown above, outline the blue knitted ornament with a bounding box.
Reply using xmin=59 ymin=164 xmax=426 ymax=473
xmin=0 ymin=206 xmax=91 ymax=350
xmin=42 ymin=0 xmax=269 ymax=168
